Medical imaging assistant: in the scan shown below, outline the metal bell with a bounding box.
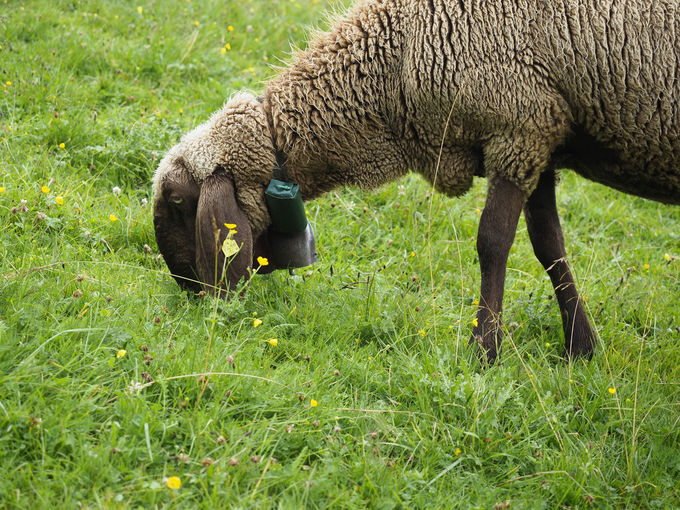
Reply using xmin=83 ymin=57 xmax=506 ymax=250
xmin=267 ymin=222 xmax=318 ymax=269
xmin=264 ymin=178 xmax=318 ymax=269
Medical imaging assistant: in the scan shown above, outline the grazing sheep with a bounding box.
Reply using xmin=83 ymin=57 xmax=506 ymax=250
xmin=153 ymin=0 xmax=680 ymax=363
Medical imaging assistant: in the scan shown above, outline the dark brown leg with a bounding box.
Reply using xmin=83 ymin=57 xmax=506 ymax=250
xmin=470 ymin=178 xmax=525 ymax=364
xmin=524 ymin=170 xmax=596 ymax=358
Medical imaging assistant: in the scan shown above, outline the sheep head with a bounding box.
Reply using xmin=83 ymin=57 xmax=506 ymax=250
xmin=152 ymin=93 xmax=276 ymax=296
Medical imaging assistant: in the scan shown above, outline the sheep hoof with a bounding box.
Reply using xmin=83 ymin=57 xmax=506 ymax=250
xmin=564 ymin=321 xmax=597 ymax=360
xmin=469 ymin=333 xmax=499 ymax=366
xmin=565 ymin=337 xmax=596 ymax=360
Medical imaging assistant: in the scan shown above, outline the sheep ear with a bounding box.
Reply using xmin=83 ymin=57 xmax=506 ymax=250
xmin=195 ymin=169 xmax=253 ymax=295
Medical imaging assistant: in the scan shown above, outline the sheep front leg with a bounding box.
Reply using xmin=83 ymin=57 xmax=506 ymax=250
xmin=471 ymin=177 xmax=525 ymax=364
xmin=524 ymin=170 xmax=597 ymax=358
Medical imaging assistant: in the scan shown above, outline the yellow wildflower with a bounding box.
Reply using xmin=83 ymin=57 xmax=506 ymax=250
xmin=59 ymin=143 xmax=65 ymax=149
xmin=41 ymin=185 xmax=50 ymax=194
xmin=225 ymin=43 xmax=231 ymax=50
xmin=664 ymin=253 xmax=672 ymax=261
xmin=117 ymin=349 xmax=126 ymax=358
xmin=179 ymin=108 xmax=183 ymax=114
xmin=109 ymin=214 xmax=118 ymax=222
xmin=253 ymin=318 xmax=263 ymax=328
xmin=409 ymin=251 xmax=415 ymax=257
xmin=267 ymin=338 xmax=278 ymax=346
xmin=257 ymin=256 xmax=269 ymax=266
xmin=472 ymin=318 xmax=478 ymax=328
xmin=224 ymin=223 xmax=237 ymax=229
xmin=418 ymin=329 xmax=425 ymax=337
xmin=608 ymin=387 xmax=616 ymax=395
xmin=166 ymin=476 xmax=181 ymax=490
xmin=310 ymin=399 xmax=318 ymax=408
xmin=137 ymin=6 xmax=143 ymax=14
xmin=55 ymin=196 xmax=64 ymax=205
xmin=454 ymin=447 xmax=461 ymax=456
xmin=473 ymin=298 xmax=479 ymax=305
xmin=5 ymin=81 xmax=11 ymax=87
xmin=0 ymin=186 xmax=5 ymax=192
xmin=643 ymin=263 xmax=649 ymax=270
xmin=220 ymin=48 xmax=226 ymax=54
xmin=227 ymin=25 xmax=234 ymax=31
xmin=194 ymin=21 xmax=199 ymax=26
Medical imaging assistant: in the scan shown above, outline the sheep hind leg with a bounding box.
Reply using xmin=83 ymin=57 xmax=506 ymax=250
xmin=470 ymin=177 xmax=525 ymax=365
xmin=524 ymin=169 xmax=597 ymax=359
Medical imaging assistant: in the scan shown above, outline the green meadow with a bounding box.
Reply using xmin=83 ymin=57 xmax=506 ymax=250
xmin=1 ymin=1 xmax=679 ymax=507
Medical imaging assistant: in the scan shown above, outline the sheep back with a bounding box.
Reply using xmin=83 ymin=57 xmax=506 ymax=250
xmin=264 ymin=0 xmax=680 ymax=203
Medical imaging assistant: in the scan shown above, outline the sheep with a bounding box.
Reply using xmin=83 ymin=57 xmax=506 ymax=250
xmin=153 ymin=0 xmax=680 ymax=363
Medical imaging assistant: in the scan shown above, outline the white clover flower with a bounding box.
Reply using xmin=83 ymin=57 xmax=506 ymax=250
xmin=127 ymin=380 xmax=144 ymax=394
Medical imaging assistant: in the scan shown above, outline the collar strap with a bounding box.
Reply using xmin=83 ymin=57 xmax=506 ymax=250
xmin=258 ymin=95 xmax=290 ymax=182
xmin=273 ymin=148 xmax=289 ymax=182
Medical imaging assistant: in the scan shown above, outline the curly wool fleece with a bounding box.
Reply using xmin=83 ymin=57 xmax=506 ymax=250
xmin=155 ymin=0 xmax=680 ymax=232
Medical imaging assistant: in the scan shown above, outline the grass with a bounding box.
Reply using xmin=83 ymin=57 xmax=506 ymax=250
xmin=1 ymin=1 xmax=679 ymax=508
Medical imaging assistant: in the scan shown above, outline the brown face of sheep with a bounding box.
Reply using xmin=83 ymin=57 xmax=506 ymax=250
xmin=153 ymin=162 xmax=275 ymax=296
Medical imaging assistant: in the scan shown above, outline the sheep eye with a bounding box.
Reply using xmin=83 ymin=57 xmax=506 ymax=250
xmin=171 ymin=197 xmax=183 ymax=205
